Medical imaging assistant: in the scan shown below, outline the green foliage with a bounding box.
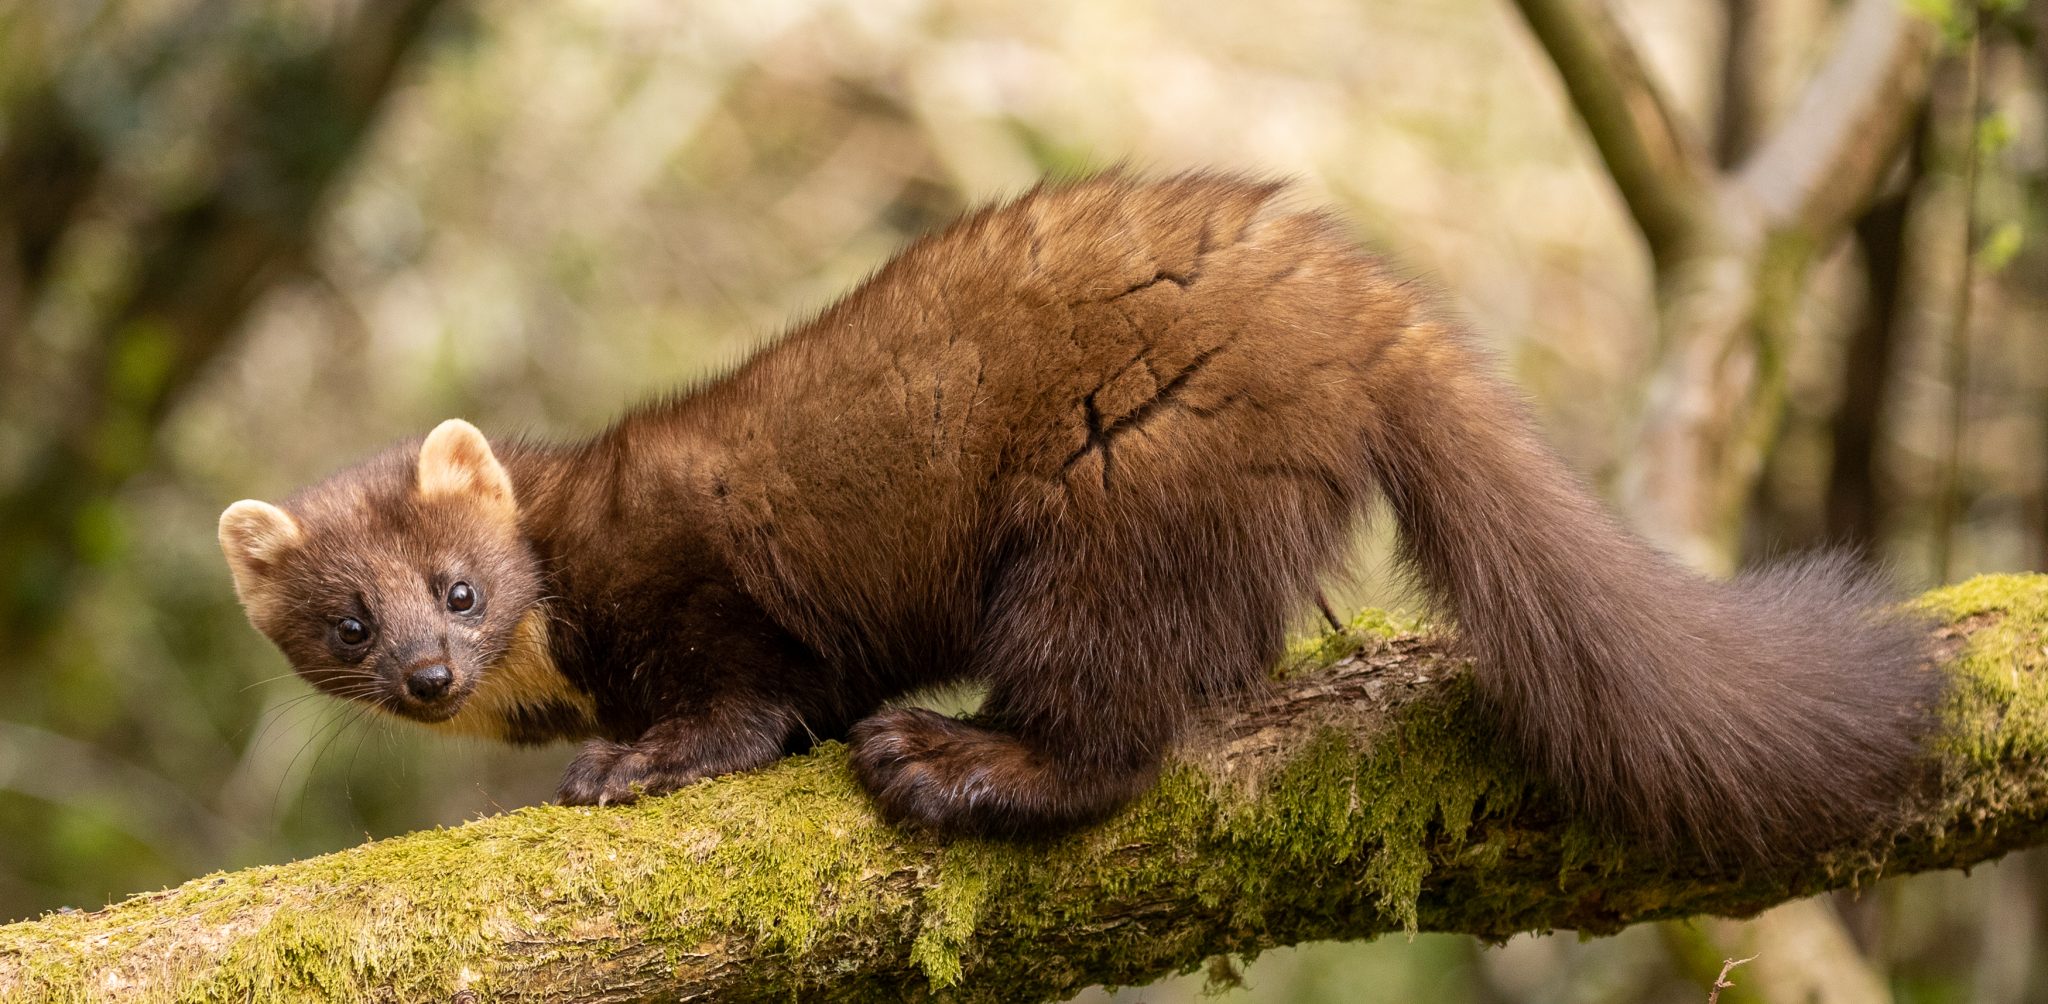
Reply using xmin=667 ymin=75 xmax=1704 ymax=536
xmin=1975 ymin=220 xmax=2024 ymax=273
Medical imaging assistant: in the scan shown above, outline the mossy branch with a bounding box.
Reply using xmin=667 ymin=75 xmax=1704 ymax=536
xmin=5 ymin=574 xmax=2047 ymax=1003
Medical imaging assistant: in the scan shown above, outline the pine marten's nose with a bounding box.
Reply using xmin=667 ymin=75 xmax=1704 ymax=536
xmin=406 ymin=663 xmax=453 ymax=701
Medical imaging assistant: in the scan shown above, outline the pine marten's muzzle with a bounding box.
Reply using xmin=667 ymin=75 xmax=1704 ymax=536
xmin=391 ymin=651 xmax=470 ymax=720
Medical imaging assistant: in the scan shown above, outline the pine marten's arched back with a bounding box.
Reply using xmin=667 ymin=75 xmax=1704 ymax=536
xmin=220 ymin=173 xmax=1937 ymax=859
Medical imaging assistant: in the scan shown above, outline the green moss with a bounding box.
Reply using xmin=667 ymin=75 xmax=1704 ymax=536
xmin=910 ymin=843 xmax=1014 ymax=989
xmin=1315 ymin=681 xmax=1516 ymax=930
xmin=1181 ymin=679 xmax=1513 ymax=933
xmin=1280 ymin=606 xmax=1431 ymax=675
xmin=1917 ymin=574 xmax=2048 ymax=773
xmin=2 ymin=747 xmax=930 ymax=1002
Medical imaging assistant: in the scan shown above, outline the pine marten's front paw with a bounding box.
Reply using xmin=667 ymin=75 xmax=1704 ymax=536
xmin=557 ymin=738 xmax=704 ymax=806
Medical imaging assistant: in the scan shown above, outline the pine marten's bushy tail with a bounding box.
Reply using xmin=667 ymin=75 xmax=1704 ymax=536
xmin=1363 ymin=328 xmax=1938 ymax=862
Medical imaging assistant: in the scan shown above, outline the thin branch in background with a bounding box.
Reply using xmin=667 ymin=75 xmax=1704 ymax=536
xmin=1934 ymin=9 xmax=1988 ymax=583
xmin=1705 ymin=954 xmax=1759 ymax=1004
xmin=1505 ymin=0 xmax=1714 ymax=264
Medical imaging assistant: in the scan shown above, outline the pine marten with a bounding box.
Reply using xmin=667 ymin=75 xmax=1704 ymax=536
xmin=219 ymin=172 xmax=1935 ymax=861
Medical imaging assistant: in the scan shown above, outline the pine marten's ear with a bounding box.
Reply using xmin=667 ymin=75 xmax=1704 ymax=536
xmin=219 ymin=499 xmax=301 ymax=610
xmin=418 ymin=418 xmax=517 ymax=519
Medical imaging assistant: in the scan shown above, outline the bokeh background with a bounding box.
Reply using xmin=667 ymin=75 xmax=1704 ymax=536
xmin=1 ymin=0 xmax=2043 ymax=1000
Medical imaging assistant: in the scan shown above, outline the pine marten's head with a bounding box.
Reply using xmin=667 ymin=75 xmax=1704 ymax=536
xmin=218 ymin=419 xmax=557 ymax=732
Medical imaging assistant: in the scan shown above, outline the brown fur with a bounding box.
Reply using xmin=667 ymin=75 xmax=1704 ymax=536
xmin=221 ymin=173 xmax=1936 ymax=861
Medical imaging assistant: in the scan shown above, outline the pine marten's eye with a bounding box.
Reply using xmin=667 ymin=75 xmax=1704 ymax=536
xmin=335 ymin=617 xmax=371 ymax=647
xmin=447 ymin=581 xmax=478 ymax=614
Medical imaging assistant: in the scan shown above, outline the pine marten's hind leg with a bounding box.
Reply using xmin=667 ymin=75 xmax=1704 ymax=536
xmin=847 ymin=537 xmax=1274 ymax=836
xmin=846 ymin=676 xmax=1176 ymax=837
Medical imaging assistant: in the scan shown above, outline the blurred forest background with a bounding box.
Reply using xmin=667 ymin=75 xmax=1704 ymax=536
xmin=0 ymin=0 xmax=2043 ymax=1000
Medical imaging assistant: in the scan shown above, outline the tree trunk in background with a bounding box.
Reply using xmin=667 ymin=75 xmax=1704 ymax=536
xmin=1511 ymin=0 xmax=1935 ymax=573
xmin=0 ymin=0 xmax=457 ymax=653
xmin=1825 ymin=128 xmax=1924 ymax=552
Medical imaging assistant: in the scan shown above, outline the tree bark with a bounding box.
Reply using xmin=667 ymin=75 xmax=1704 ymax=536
xmin=1 ymin=574 xmax=2043 ymax=1003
